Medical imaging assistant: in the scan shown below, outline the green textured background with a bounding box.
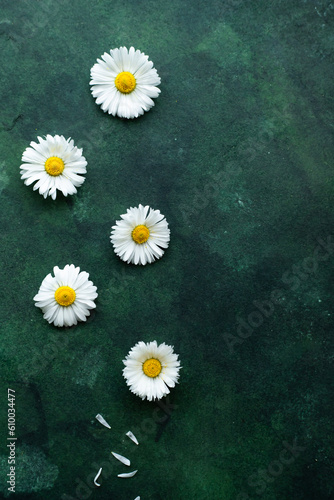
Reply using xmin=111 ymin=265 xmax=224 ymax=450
xmin=0 ymin=0 xmax=333 ymax=499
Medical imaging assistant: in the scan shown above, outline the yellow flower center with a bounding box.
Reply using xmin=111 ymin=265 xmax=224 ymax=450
xmin=54 ymin=286 xmax=76 ymax=306
xmin=132 ymin=225 xmax=150 ymax=244
xmin=115 ymin=71 xmax=136 ymax=94
xmin=45 ymin=156 xmax=65 ymax=176
xmin=143 ymin=358 xmax=162 ymax=378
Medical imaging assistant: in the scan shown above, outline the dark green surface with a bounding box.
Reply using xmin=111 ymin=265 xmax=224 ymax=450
xmin=0 ymin=0 xmax=333 ymax=498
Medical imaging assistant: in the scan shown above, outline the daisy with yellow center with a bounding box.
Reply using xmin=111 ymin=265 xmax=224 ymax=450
xmin=34 ymin=264 xmax=98 ymax=327
xmin=123 ymin=341 xmax=181 ymax=401
xmin=110 ymin=204 xmax=170 ymax=265
xmin=90 ymin=47 xmax=161 ymax=119
xmin=20 ymin=135 xmax=87 ymax=200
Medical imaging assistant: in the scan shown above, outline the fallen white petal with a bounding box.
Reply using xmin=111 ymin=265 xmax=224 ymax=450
xmin=126 ymin=430 xmax=139 ymax=445
xmin=134 ymin=497 xmax=140 ymax=500
xmin=95 ymin=413 xmax=111 ymax=429
xmin=118 ymin=470 xmax=138 ymax=478
xmin=94 ymin=467 xmax=102 ymax=486
xmin=111 ymin=451 xmax=131 ymax=466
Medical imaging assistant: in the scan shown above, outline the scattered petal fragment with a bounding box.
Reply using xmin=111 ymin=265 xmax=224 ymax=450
xmin=111 ymin=451 xmax=131 ymax=466
xmin=126 ymin=431 xmax=139 ymax=445
xmin=118 ymin=470 xmax=138 ymax=478
xmin=95 ymin=413 xmax=111 ymax=429
xmin=134 ymin=497 xmax=140 ymax=500
xmin=94 ymin=468 xmax=102 ymax=486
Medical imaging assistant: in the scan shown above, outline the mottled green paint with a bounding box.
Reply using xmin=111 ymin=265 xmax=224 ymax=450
xmin=0 ymin=0 xmax=333 ymax=499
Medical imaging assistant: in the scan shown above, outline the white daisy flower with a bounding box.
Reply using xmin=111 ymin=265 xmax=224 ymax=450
xmin=110 ymin=204 xmax=170 ymax=265
xmin=90 ymin=46 xmax=161 ymax=119
xmin=34 ymin=264 xmax=98 ymax=327
xmin=123 ymin=341 xmax=181 ymax=401
xmin=20 ymin=134 xmax=87 ymax=200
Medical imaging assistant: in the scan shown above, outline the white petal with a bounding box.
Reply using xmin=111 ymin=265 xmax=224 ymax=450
xmin=95 ymin=414 xmax=111 ymax=429
xmin=111 ymin=452 xmax=130 ymax=466
xmin=117 ymin=470 xmax=138 ymax=478
xmin=126 ymin=431 xmax=139 ymax=445
xmin=94 ymin=468 xmax=102 ymax=486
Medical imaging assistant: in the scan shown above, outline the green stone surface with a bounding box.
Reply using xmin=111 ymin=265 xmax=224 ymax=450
xmin=0 ymin=0 xmax=333 ymax=498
